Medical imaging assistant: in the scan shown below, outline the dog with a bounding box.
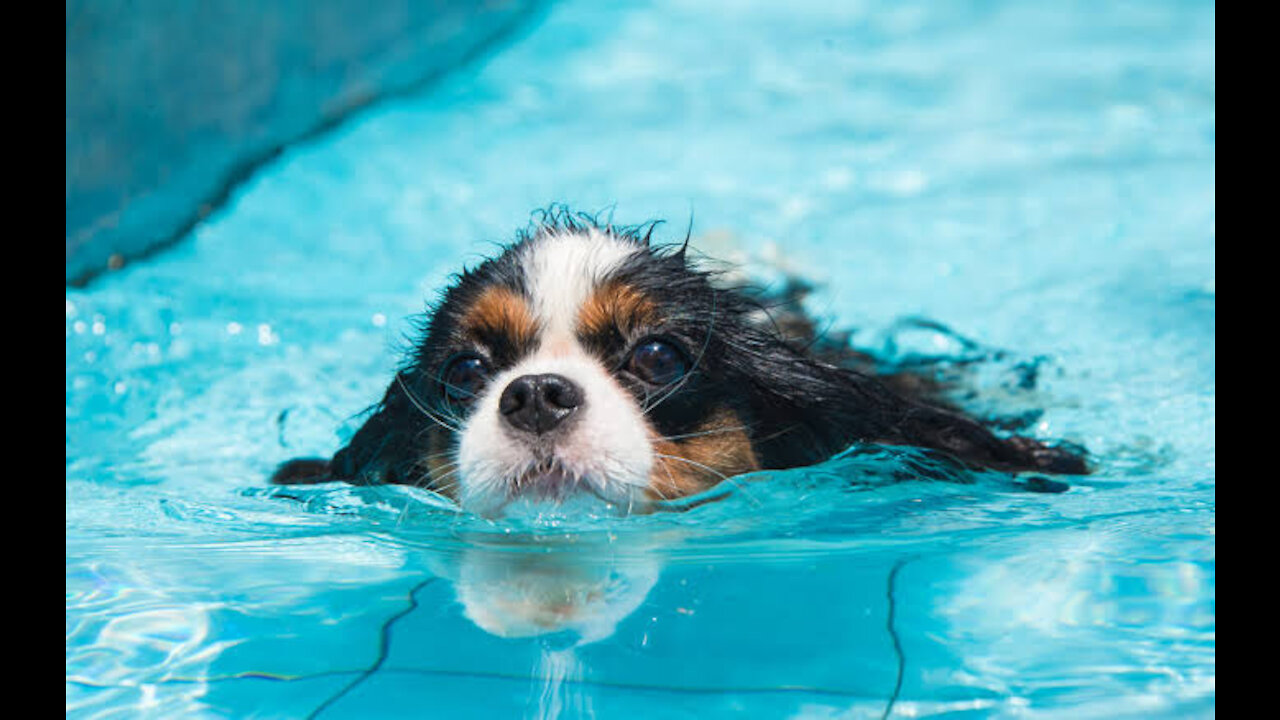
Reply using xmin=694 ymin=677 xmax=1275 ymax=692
xmin=273 ymin=209 xmax=1086 ymax=515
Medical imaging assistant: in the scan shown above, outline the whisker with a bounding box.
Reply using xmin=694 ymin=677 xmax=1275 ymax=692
xmin=653 ymin=452 xmax=762 ymax=507
xmin=422 ymin=462 xmax=460 ymax=479
xmin=652 ymin=452 xmax=730 ymax=483
xmin=649 ymin=459 xmax=679 ymax=502
xmin=436 ymin=377 xmax=481 ymax=402
xmin=429 ymin=478 xmax=462 ymax=496
xmin=430 ymin=461 xmax=465 ymax=484
xmin=395 ymin=372 xmax=463 ymax=433
xmin=413 ymin=450 xmax=458 ymax=463
xmin=405 ymin=454 xmax=461 ymax=489
xmin=656 ymin=424 xmax=755 ymax=443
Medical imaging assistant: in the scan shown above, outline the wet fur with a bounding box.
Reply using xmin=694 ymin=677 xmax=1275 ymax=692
xmin=273 ymin=209 xmax=1086 ymax=494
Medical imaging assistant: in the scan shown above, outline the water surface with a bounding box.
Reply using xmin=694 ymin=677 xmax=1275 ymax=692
xmin=66 ymin=1 xmax=1214 ymax=717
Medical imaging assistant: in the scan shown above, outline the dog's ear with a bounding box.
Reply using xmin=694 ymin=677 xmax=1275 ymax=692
xmin=732 ymin=343 xmax=906 ymax=469
xmin=886 ymin=398 xmax=1088 ymax=474
xmin=742 ymin=347 xmax=1087 ymax=476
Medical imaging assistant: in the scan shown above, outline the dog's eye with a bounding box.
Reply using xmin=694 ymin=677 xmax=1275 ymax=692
xmin=628 ymin=339 xmax=689 ymax=386
xmin=441 ymin=355 xmax=490 ymax=402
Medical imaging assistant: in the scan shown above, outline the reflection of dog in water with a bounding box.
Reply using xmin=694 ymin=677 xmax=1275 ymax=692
xmin=429 ymin=537 xmax=660 ymax=645
xmin=274 ymin=207 xmax=1086 ymax=514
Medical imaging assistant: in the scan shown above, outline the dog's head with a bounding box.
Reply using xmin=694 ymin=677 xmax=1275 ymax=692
xmin=322 ymin=210 xmax=872 ymax=514
xmin=312 ymin=211 xmax=1084 ymax=515
xmin=399 ymin=213 xmax=780 ymax=514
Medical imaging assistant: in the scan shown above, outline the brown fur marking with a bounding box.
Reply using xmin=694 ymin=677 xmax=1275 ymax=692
xmin=577 ymin=281 xmax=659 ymax=339
xmin=647 ymin=408 xmax=759 ymax=501
xmin=461 ymin=286 xmax=538 ymax=351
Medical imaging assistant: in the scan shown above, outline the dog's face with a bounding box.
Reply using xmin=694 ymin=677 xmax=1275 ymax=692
xmin=409 ymin=222 xmax=761 ymax=514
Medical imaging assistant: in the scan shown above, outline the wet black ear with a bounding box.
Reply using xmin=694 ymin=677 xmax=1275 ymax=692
xmin=1004 ymin=436 xmax=1089 ymax=475
xmin=270 ymin=458 xmax=333 ymax=485
xmin=889 ymin=400 xmax=1088 ymax=474
xmin=742 ymin=347 xmax=1088 ymax=476
xmin=738 ymin=347 xmax=922 ymax=470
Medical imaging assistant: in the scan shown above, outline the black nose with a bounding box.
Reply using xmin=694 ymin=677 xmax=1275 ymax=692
xmin=499 ymin=374 xmax=584 ymax=435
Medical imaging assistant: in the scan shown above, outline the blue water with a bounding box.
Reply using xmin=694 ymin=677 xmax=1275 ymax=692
xmin=66 ymin=1 xmax=1214 ymax=718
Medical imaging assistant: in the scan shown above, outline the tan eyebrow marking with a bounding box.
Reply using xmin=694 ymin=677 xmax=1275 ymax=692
xmin=577 ymin=281 xmax=659 ymax=339
xmin=460 ymin=286 xmax=538 ymax=351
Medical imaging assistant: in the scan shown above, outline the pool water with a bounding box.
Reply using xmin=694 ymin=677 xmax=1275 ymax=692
xmin=65 ymin=1 xmax=1215 ymax=718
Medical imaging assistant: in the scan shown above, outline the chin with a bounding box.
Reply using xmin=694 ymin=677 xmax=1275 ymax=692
xmin=272 ymin=207 xmax=1086 ymax=515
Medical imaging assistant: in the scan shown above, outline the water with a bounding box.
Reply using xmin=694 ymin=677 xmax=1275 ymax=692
xmin=66 ymin=1 xmax=1215 ymax=717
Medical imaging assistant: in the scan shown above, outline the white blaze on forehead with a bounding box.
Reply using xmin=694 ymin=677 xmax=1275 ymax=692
xmin=519 ymin=229 xmax=642 ymax=337
xmin=452 ymin=230 xmax=655 ymax=515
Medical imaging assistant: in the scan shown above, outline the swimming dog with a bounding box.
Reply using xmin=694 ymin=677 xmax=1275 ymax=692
xmin=274 ymin=209 xmax=1085 ymax=514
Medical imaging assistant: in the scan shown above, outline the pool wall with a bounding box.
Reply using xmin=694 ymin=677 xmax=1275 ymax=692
xmin=65 ymin=0 xmax=545 ymax=286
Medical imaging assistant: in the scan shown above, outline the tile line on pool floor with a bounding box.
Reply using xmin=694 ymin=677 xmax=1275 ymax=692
xmin=68 ymin=670 xmax=903 ymax=702
xmin=305 ymin=576 xmax=441 ymax=720
xmin=881 ymin=556 xmax=913 ymax=720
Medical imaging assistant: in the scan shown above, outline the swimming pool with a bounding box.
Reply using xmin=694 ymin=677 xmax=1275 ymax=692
xmin=65 ymin=1 xmax=1215 ymax=717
